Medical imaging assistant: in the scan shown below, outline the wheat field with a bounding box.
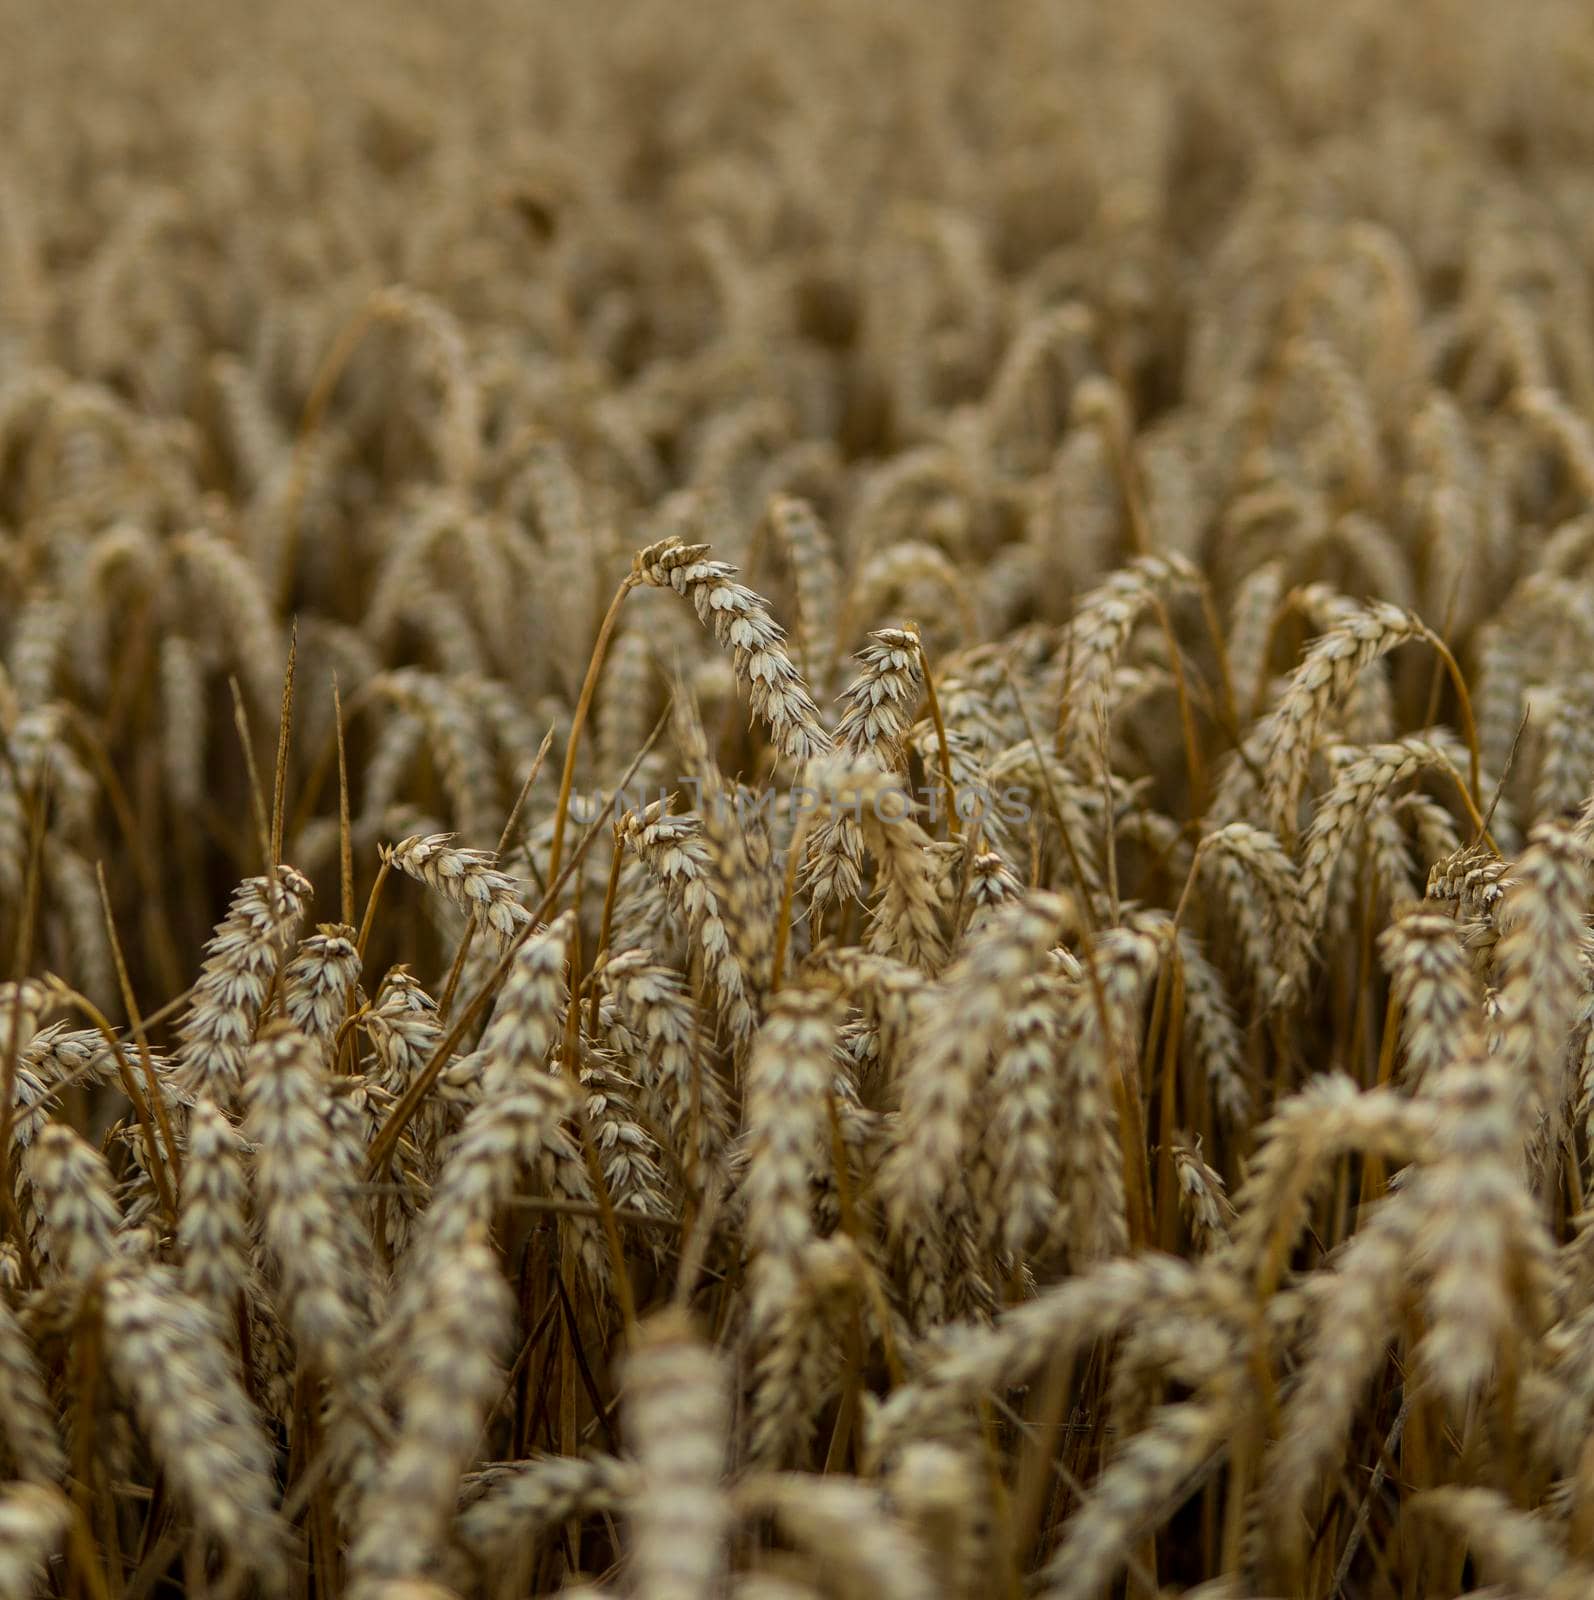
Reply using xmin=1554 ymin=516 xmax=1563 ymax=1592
xmin=3 ymin=0 xmax=1594 ymax=1596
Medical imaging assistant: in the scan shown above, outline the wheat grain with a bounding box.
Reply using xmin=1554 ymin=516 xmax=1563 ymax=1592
xmin=175 ymin=866 xmax=313 ymax=1102
xmin=101 ymin=1261 xmax=289 ymax=1590
xmin=383 ymin=833 xmax=531 ymax=947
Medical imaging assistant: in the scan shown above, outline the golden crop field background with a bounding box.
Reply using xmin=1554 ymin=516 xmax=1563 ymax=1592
xmin=3 ymin=1 xmax=1594 ymax=1596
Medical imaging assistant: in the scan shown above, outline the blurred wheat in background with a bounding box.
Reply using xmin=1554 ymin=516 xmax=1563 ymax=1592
xmin=4 ymin=0 xmax=1594 ymax=1594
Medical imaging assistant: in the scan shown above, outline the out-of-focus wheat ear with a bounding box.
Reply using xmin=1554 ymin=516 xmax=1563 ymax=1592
xmin=1282 ymin=337 xmax=1384 ymax=504
xmin=880 ymin=892 xmax=1061 ymax=1251
xmin=1415 ymin=1035 xmax=1557 ymax=1418
xmin=0 ymin=1294 xmax=64 ymax=1485
xmin=1229 ymin=1077 xmax=1435 ymax=1296
xmin=1224 ymin=559 xmax=1284 ymax=720
xmin=1517 ymin=384 xmax=1594 ymax=501
xmin=865 ymin=1253 xmax=1200 ymax=1466
xmin=368 ymin=286 xmax=481 ymax=489
xmin=1171 ymin=1135 xmax=1234 ymax=1253
xmin=178 ymin=1094 xmax=252 ymax=1332
xmin=1054 ymin=552 xmax=1200 ymax=752
xmin=23 ymin=1123 xmax=122 ymax=1283
xmin=280 ymin=922 xmax=361 ymax=1050
xmin=1170 ymin=924 xmax=1250 ymax=1128
xmin=973 ymin=297 xmax=1086 ymax=461
xmin=342 ymin=1580 xmax=457 ymax=1600
xmin=5 ymin=593 xmax=67 ymax=713
xmin=623 ymin=1308 xmax=732 ymax=1600
xmin=961 ymin=849 xmax=1021 ymax=936
xmin=462 ymin=910 xmax=571 ymax=1096
xmin=887 ymin=1441 xmax=987 ymax=1600
xmin=597 ymin=620 xmax=657 ymax=779
xmin=514 ymin=431 xmax=601 ymax=700
xmin=1260 ymin=600 xmax=1431 ymax=840
xmin=769 ymin=494 xmax=841 ymax=698
xmin=210 ymin=350 xmax=287 ymax=491
xmin=852 ymin=776 xmax=949 ymax=975
xmin=634 ymin=531 xmax=832 ymax=763
xmin=101 ymin=1262 xmax=289 ymax=1593
xmin=738 ymin=1471 xmax=938 ymax=1600
xmin=988 ymin=974 xmax=1068 ymax=1258
xmin=1378 ymin=904 xmax=1481 ymax=1090
xmin=1058 ymin=924 xmax=1161 ymax=1263
xmin=159 ymin=633 xmax=208 ymax=815
xmin=743 ymin=989 xmax=838 ymax=1467
xmin=383 ymin=831 xmax=531 ymax=947
xmin=0 ymin=1482 xmax=71 ymax=1600
xmin=804 ymin=947 xmax=932 ymax=1088
xmin=0 ymin=980 xmax=49 ymax=1062
xmin=1036 ymin=1384 xmax=1232 ymax=1600
xmin=452 ymin=1454 xmax=639 ymax=1584
xmin=48 ymin=849 xmax=116 ymax=1011
xmin=381 ymin=1075 xmax=580 ymax=1369
xmin=170 ymin=529 xmax=284 ymax=715
xmin=1412 ymin=1487 xmax=1588 ymax=1600
xmin=370 ymin=669 xmax=500 ymax=842
xmin=1395 ymin=790 xmax=1464 ymax=883
xmin=174 ymin=864 xmax=313 ymax=1103
xmin=1297 ymin=737 xmax=1470 ymax=940
xmin=348 ymin=1228 xmax=512 ymax=1587
xmin=243 ymin=1022 xmax=377 ymax=1386
xmin=1533 ymin=677 xmax=1594 ymax=824
xmin=1108 ymin=1300 xmax=1235 ymax=1449
xmin=1492 ymin=823 xmax=1591 ymax=1148
xmin=729 ymin=1560 xmax=830 ymax=1600
xmin=402 ymin=1077 xmax=577 ymax=1260
xmin=1472 ymin=616 xmax=1528 ymax=787
xmin=1257 ymin=1196 xmax=1416 ymax=1585
xmin=699 ymin=788 xmax=780 ymax=1032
